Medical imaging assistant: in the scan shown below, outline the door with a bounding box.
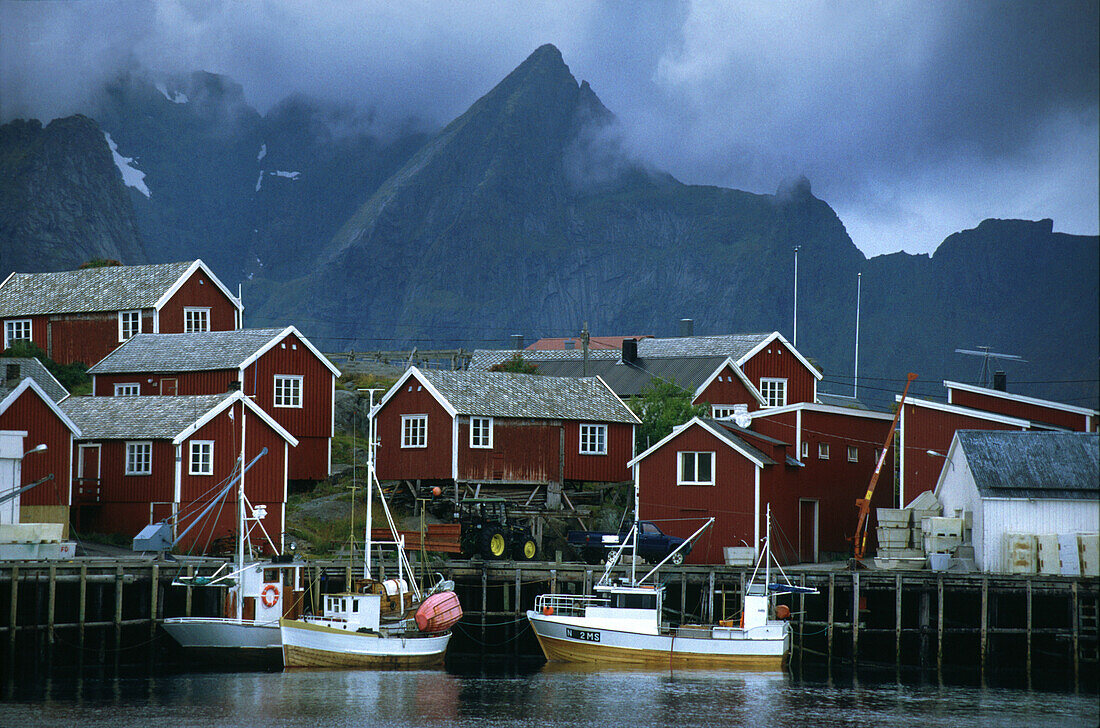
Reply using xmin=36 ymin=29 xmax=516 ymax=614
xmin=77 ymin=444 xmax=101 ymax=501
xmin=799 ymin=499 xmax=819 ymax=563
xmin=160 ymin=378 xmax=178 ymax=395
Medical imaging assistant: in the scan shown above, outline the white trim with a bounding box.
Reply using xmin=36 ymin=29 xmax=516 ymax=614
xmin=943 ymin=380 xmax=1098 ymax=418
xmin=931 ymin=433 xmax=964 ymax=498
xmin=470 ymin=416 xmax=493 ymax=449
xmin=847 ymin=445 xmax=859 ymax=462
xmin=183 ymin=306 xmax=211 ymax=333
xmin=897 ymin=395 xmax=1031 ymax=428
xmin=691 ymin=358 xmax=767 ymax=406
xmin=676 ymin=450 xmax=715 ymax=485
xmin=188 ymin=440 xmax=215 ymax=475
xmin=117 ymin=310 xmax=141 ymax=342
xmin=172 ymin=391 xmax=298 ymax=446
xmin=113 ymin=383 xmax=141 ymax=396
xmin=330 ymin=374 xmax=336 ymax=436
xmin=237 ymin=326 xmax=341 ymax=376
xmin=579 ymin=423 xmax=608 ymax=455
xmin=125 ymin=440 xmax=153 ymax=475
xmin=376 ymin=367 xmax=459 ymax=418
xmin=77 ymin=443 xmax=100 ymax=481
xmin=67 ymin=433 xmax=73 ymax=509
xmin=0 ymin=378 xmax=81 ymax=436
xmin=153 ymin=309 xmax=160 ymax=334
xmin=0 ymin=271 xmax=15 ymax=291
xmin=899 ymin=404 xmax=906 ymax=507
xmin=451 ymin=415 xmax=459 ymax=480
xmin=795 ymin=409 xmax=803 ymax=462
xmin=759 ymin=377 xmax=788 ymax=408
xmin=153 ymin=260 xmax=243 ymax=314
xmin=749 ymin=401 xmax=895 ymax=421
xmin=273 ymin=374 xmax=304 ymax=408
xmin=628 ymin=416 xmax=769 ymax=469
xmin=817 ymin=442 xmax=830 ymax=459
xmin=283 ymin=441 xmax=289 ymax=550
xmin=173 ymin=443 xmax=182 ymax=533
xmin=753 ymin=466 xmax=761 ymax=559
xmin=595 ymin=374 xmax=642 ymax=423
xmin=735 ymin=331 xmax=823 ymax=381
xmin=401 ymin=414 xmax=428 ymax=448
xmin=3 ymin=318 xmax=32 ymax=349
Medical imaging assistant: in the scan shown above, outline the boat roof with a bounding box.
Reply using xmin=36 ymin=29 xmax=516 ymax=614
xmin=594 ymin=582 xmax=664 ymax=595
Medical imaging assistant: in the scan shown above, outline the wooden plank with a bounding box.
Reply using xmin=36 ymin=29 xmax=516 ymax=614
xmin=827 ymin=572 xmax=834 ymax=663
xmin=150 ymin=563 xmax=159 ymax=638
xmin=8 ymin=565 xmax=17 ymax=648
xmin=895 ymin=573 xmax=902 ymax=665
xmin=48 ymin=565 xmax=56 ymax=645
xmin=980 ymin=576 xmax=988 ymax=677
xmin=79 ymin=563 xmax=87 ymax=649
xmin=937 ymin=576 xmax=944 ymax=674
xmin=852 ymin=571 xmax=860 ymax=664
xmin=114 ymin=565 xmax=124 ymax=653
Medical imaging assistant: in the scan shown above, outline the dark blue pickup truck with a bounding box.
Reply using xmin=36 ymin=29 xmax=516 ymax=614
xmin=568 ymin=521 xmax=689 ymax=565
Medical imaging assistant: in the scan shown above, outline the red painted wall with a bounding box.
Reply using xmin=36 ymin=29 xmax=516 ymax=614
xmin=901 ymin=404 xmax=1025 ymax=503
xmin=457 ymin=418 xmax=560 ymax=483
xmin=638 ymin=425 xmax=759 ymax=565
xmin=375 ymin=383 xmax=453 ymax=481
xmin=949 ymin=388 xmax=1090 ymax=431
xmin=693 ymin=364 xmax=762 ymax=411
xmin=563 ymin=420 xmax=634 ymax=482
xmin=741 ymin=342 xmax=816 ymax=405
xmin=0 ymin=389 xmax=71 ymax=505
xmin=94 ymin=370 xmax=237 ymax=396
xmin=158 ymin=270 xmax=238 ymax=333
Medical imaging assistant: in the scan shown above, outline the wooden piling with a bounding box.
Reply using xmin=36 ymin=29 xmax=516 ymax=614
xmin=936 ymin=576 xmax=944 ymax=674
xmin=851 ymin=571 xmax=860 ymax=664
xmin=979 ymin=576 xmax=988 ymax=677
xmin=1026 ymin=579 xmax=1032 ymax=682
xmin=47 ymin=565 xmax=56 ymax=645
xmin=706 ymin=570 xmax=715 ymax=623
xmin=680 ymin=572 xmax=687 ymax=622
xmin=114 ymin=565 xmax=124 ymax=653
xmin=78 ymin=564 xmax=87 ymax=650
xmin=1072 ymin=580 xmax=1079 ymax=690
xmin=826 ymin=572 xmax=834 ymax=663
xmin=894 ymin=573 xmax=902 ymax=665
xmin=150 ymin=564 xmax=159 ymax=638
xmin=8 ymin=565 xmax=17 ymax=649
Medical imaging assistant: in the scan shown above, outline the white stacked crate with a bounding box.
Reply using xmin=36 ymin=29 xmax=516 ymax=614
xmin=874 ymin=508 xmax=925 ymax=569
xmin=1003 ymin=533 xmax=1038 ymax=574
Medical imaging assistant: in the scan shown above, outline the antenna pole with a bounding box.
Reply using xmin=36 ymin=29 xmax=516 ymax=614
xmin=792 ymin=247 xmax=800 ymax=346
xmin=582 ymin=321 xmax=590 ymax=377
xmin=854 ymin=272 xmax=861 ymax=398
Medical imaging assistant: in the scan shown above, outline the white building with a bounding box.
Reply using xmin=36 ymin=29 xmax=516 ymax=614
xmin=0 ymin=430 xmax=27 ymax=525
xmin=934 ymin=430 xmax=1099 ymax=574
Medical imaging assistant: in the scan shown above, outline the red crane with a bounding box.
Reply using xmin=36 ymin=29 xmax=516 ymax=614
xmin=851 ymin=372 xmax=918 ymax=564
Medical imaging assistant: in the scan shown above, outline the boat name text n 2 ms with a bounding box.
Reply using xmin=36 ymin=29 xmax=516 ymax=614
xmin=566 ymin=628 xmax=600 ymax=642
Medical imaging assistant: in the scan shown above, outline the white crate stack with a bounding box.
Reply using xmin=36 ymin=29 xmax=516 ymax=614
xmin=873 ymin=508 xmax=925 ymax=569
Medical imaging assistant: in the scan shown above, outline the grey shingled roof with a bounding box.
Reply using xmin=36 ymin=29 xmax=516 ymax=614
xmin=0 ymin=261 xmax=196 ymax=316
xmin=638 ymin=334 xmax=772 ymax=358
xmin=0 ymin=358 xmax=68 ymax=403
xmin=816 ymin=392 xmax=871 ymax=410
xmin=957 ymin=430 xmax=1099 ymax=500
xmin=417 ymin=370 xmax=637 ymax=423
xmin=88 ymin=328 xmax=287 ymax=374
xmin=61 ymin=394 xmax=231 ymax=439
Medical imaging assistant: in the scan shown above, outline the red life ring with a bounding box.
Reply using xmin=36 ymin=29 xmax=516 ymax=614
xmin=261 ymin=583 xmax=280 ymax=608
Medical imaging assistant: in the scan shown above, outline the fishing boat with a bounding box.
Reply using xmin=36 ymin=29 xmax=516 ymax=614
xmin=526 ymin=494 xmax=815 ymax=669
xmin=280 ymin=393 xmax=462 ymax=668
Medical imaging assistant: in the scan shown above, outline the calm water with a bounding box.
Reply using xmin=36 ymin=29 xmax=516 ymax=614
xmin=1 ymin=659 xmax=1096 ymax=728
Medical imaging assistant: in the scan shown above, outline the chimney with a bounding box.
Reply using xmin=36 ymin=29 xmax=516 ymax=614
xmin=4 ymin=364 xmax=18 ymax=382
xmin=622 ymin=338 xmax=638 ymax=363
xmin=993 ymin=371 xmax=1007 ymax=392
xmin=679 ymin=318 xmax=694 ymax=337
xmin=511 ymin=334 xmax=524 ymax=351
xmin=227 ymin=380 xmax=241 ymax=392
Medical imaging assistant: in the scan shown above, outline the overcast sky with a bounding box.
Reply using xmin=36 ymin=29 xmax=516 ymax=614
xmin=2 ymin=0 xmax=1097 ymax=257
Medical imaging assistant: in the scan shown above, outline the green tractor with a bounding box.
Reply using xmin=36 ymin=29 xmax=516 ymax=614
xmin=457 ymin=497 xmax=538 ymax=561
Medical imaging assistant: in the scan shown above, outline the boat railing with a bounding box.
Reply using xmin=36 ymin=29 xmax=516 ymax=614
xmin=533 ymin=593 xmax=609 ymax=618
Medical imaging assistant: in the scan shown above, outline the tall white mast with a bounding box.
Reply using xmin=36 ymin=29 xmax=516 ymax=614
xmin=236 ymin=405 xmax=247 ymax=620
xmin=631 ymin=466 xmax=640 ymax=585
xmin=793 ymin=246 xmax=801 ymax=347
xmin=854 ymin=272 xmax=861 ymax=398
xmin=362 ymin=388 xmax=384 ymax=579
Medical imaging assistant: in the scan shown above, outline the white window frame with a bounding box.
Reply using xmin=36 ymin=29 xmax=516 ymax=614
xmin=818 ymin=442 xmax=830 ymax=460
xmin=711 ymin=405 xmax=737 ymax=419
xmin=114 ymin=383 xmax=140 ymax=396
xmin=125 ymin=441 xmax=152 ymax=475
xmin=3 ymin=319 xmax=31 ymax=349
xmin=183 ymin=307 xmax=210 ymax=333
xmin=273 ymin=374 xmax=303 ymax=408
xmin=189 ymin=440 xmax=214 ymax=475
xmin=847 ymin=445 xmax=858 ymax=462
xmin=402 ymin=415 xmax=427 ymax=448
xmin=579 ymin=423 xmax=608 ymax=455
xmin=118 ymin=310 xmax=141 ymax=341
xmin=470 ymin=416 xmax=493 ymax=449
xmin=678 ymin=451 xmax=715 ymax=486
xmin=800 ymin=441 xmax=809 ymax=459
xmin=760 ymin=378 xmax=787 ymax=407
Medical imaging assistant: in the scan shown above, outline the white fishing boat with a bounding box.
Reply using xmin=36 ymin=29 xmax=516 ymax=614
xmin=527 ymin=495 xmax=815 ymax=669
xmin=280 ymin=392 xmax=461 ymax=668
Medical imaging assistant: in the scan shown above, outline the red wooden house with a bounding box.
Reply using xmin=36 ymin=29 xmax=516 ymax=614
xmin=374 ymin=367 xmax=639 ymax=497
xmin=86 ymin=326 xmax=338 ymax=481
xmin=0 ymin=260 xmax=242 ymax=366
xmin=59 ymin=392 xmax=296 ymax=554
xmin=896 ymin=396 xmax=1030 ymax=507
xmin=944 ymin=380 xmax=1097 ymax=432
xmin=0 ymin=358 xmax=81 ymax=534
xmin=629 ymin=405 xmax=897 ymax=566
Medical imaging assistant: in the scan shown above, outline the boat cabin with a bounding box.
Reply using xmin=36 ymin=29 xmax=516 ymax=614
xmin=320 ymin=593 xmax=383 ymax=632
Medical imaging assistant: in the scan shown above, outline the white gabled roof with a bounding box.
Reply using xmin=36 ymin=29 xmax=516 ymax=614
xmin=691 ymin=357 xmax=767 ymax=406
xmin=153 ymin=259 xmax=243 ymax=313
xmin=735 ymin=331 xmax=823 ymax=381
xmin=628 ymin=417 xmax=771 ymax=469
xmin=944 ymin=380 xmax=1099 ymax=418
xmin=0 ymin=378 xmax=81 ymax=436
xmin=897 ymin=395 xmax=1031 ymax=428
xmin=749 ymin=401 xmax=894 ymax=421
xmin=173 ymin=391 xmax=298 ymax=447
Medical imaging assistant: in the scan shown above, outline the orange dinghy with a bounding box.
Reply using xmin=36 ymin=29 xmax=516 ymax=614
xmin=415 ymin=591 xmax=463 ymax=633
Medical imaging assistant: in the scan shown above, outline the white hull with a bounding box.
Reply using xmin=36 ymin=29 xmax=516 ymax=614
xmin=280 ymin=619 xmax=450 ymax=668
xmin=162 ymin=617 xmax=281 ymax=650
xmin=526 ymin=611 xmax=789 ymax=668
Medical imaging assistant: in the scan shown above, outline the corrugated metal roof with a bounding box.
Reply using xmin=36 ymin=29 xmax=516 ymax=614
xmin=61 ymin=394 xmax=230 ymax=439
xmin=88 ymin=329 xmax=287 ymax=374
xmin=957 ymin=430 xmax=1099 ymax=500
xmin=0 ymin=261 xmax=195 ymax=316
xmin=0 ymin=358 xmax=68 ymax=403
xmin=419 ymin=370 xmax=637 ymax=423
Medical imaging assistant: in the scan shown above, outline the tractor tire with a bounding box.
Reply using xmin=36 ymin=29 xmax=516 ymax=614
xmin=514 ymin=537 xmax=538 ymax=561
xmin=481 ymin=528 xmax=508 ymax=559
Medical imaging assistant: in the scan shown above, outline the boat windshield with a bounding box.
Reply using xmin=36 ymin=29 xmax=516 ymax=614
xmin=611 ymin=592 xmax=657 ymax=610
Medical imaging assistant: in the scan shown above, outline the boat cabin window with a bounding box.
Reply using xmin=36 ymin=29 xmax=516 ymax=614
xmin=352 ymin=600 xmax=359 ymax=613
xmin=263 ymin=569 xmax=279 ymax=583
xmin=613 ymin=593 xmax=657 ymax=610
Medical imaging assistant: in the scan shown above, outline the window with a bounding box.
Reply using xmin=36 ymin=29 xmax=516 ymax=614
xmin=274 ymin=375 xmax=303 ymax=408
xmin=818 ymin=443 xmax=830 ymax=460
xmin=125 ymin=441 xmax=152 ymax=475
xmin=760 ymin=378 xmax=787 ymax=407
xmin=114 ymin=383 xmax=140 ymax=396
xmin=847 ymin=446 xmax=858 ymax=462
xmin=118 ymin=310 xmax=141 ymax=341
xmin=712 ymin=405 xmax=736 ymax=419
xmin=3 ymin=319 xmax=31 ymax=349
xmin=184 ymin=307 xmax=210 ymax=333
xmin=189 ymin=441 xmax=214 ymax=475
xmin=470 ymin=417 xmax=493 ymax=448
xmin=402 ymin=415 xmax=427 ymax=448
xmin=800 ymin=441 xmax=809 ymax=459
xmin=579 ymin=424 xmax=607 ymax=455
xmin=678 ymin=451 xmax=714 ymax=485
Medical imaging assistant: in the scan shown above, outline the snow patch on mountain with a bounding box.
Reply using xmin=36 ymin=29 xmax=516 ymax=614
xmin=103 ymin=132 xmax=150 ymax=197
xmin=257 ymin=143 xmax=267 ymax=161
xmin=272 ymin=170 xmax=300 ymax=179
xmin=154 ymin=82 xmax=188 ymax=104
xmin=255 ymin=171 xmax=264 ymax=192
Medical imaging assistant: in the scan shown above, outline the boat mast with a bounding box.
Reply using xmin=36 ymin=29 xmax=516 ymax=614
xmin=764 ymin=502 xmax=770 ymax=591
xmin=631 ymin=471 xmax=640 ymax=585
xmin=362 ymin=388 xmax=384 ymax=579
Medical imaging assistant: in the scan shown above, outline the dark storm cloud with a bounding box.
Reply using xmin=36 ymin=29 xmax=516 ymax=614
xmin=1 ymin=0 xmax=1095 ymax=256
